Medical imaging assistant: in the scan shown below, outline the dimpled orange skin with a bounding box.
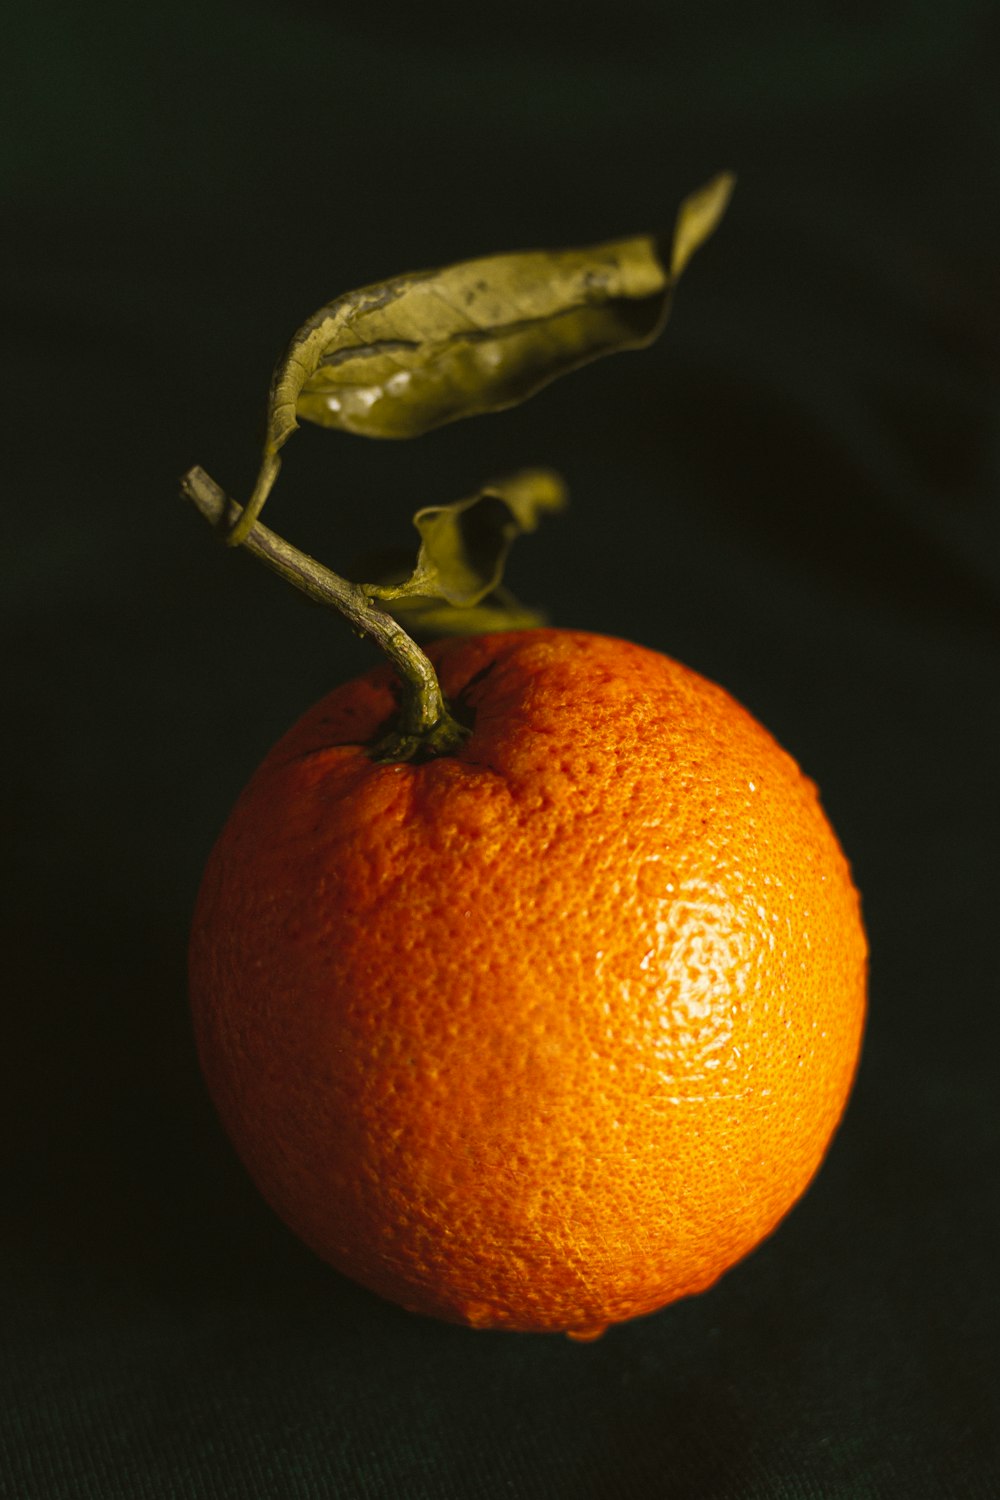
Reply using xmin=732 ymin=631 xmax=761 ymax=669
xmin=189 ymin=629 xmax=867 ymax=1337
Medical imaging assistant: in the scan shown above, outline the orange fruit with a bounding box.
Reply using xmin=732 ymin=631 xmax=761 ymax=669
xmin=189 ymin=629 xmax=866 ymax=1337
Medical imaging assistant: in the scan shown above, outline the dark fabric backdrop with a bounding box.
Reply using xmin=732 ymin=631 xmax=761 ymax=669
xmin=4 ymin=3 xmax=999 ymax=1496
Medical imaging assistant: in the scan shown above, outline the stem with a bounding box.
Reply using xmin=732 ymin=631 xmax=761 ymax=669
xmin=180 ymin=466 xmax=468 ymax=761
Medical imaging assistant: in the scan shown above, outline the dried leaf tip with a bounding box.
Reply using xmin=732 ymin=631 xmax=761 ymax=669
xmin=226 ymin=173 xmax=734 ymax=545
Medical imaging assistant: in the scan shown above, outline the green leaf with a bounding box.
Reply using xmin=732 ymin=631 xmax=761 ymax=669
xmin=369 ymin=468 xmax=567 ymax=608
xmin=354 ymin=468 xmax=565 ymax=637
xmin=229 ymin=172 xmax=734 ymax=543
xmin=382 ymin=587 xmax=548 ymax=641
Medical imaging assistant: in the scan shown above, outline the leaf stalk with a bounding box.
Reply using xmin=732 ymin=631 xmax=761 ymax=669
xmin=180 ymin=466 xmax=469 ymax=762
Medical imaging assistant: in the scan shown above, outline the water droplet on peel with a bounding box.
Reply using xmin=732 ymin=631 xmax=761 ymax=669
xmin=566 ymin=1323 xmax=609 ymax=1342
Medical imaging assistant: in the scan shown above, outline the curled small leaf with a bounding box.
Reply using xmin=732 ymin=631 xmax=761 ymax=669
xmin=357 ymin=468 xmax=566 ymax=637
xmin=370 ymin=468 xmax=566 ymax=608
xmin=228 ymin=173 xmax=734 ymax=543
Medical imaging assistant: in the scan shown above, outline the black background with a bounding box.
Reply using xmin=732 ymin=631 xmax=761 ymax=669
xmin=4 ymin=3 xmax=1000 ymax=1496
